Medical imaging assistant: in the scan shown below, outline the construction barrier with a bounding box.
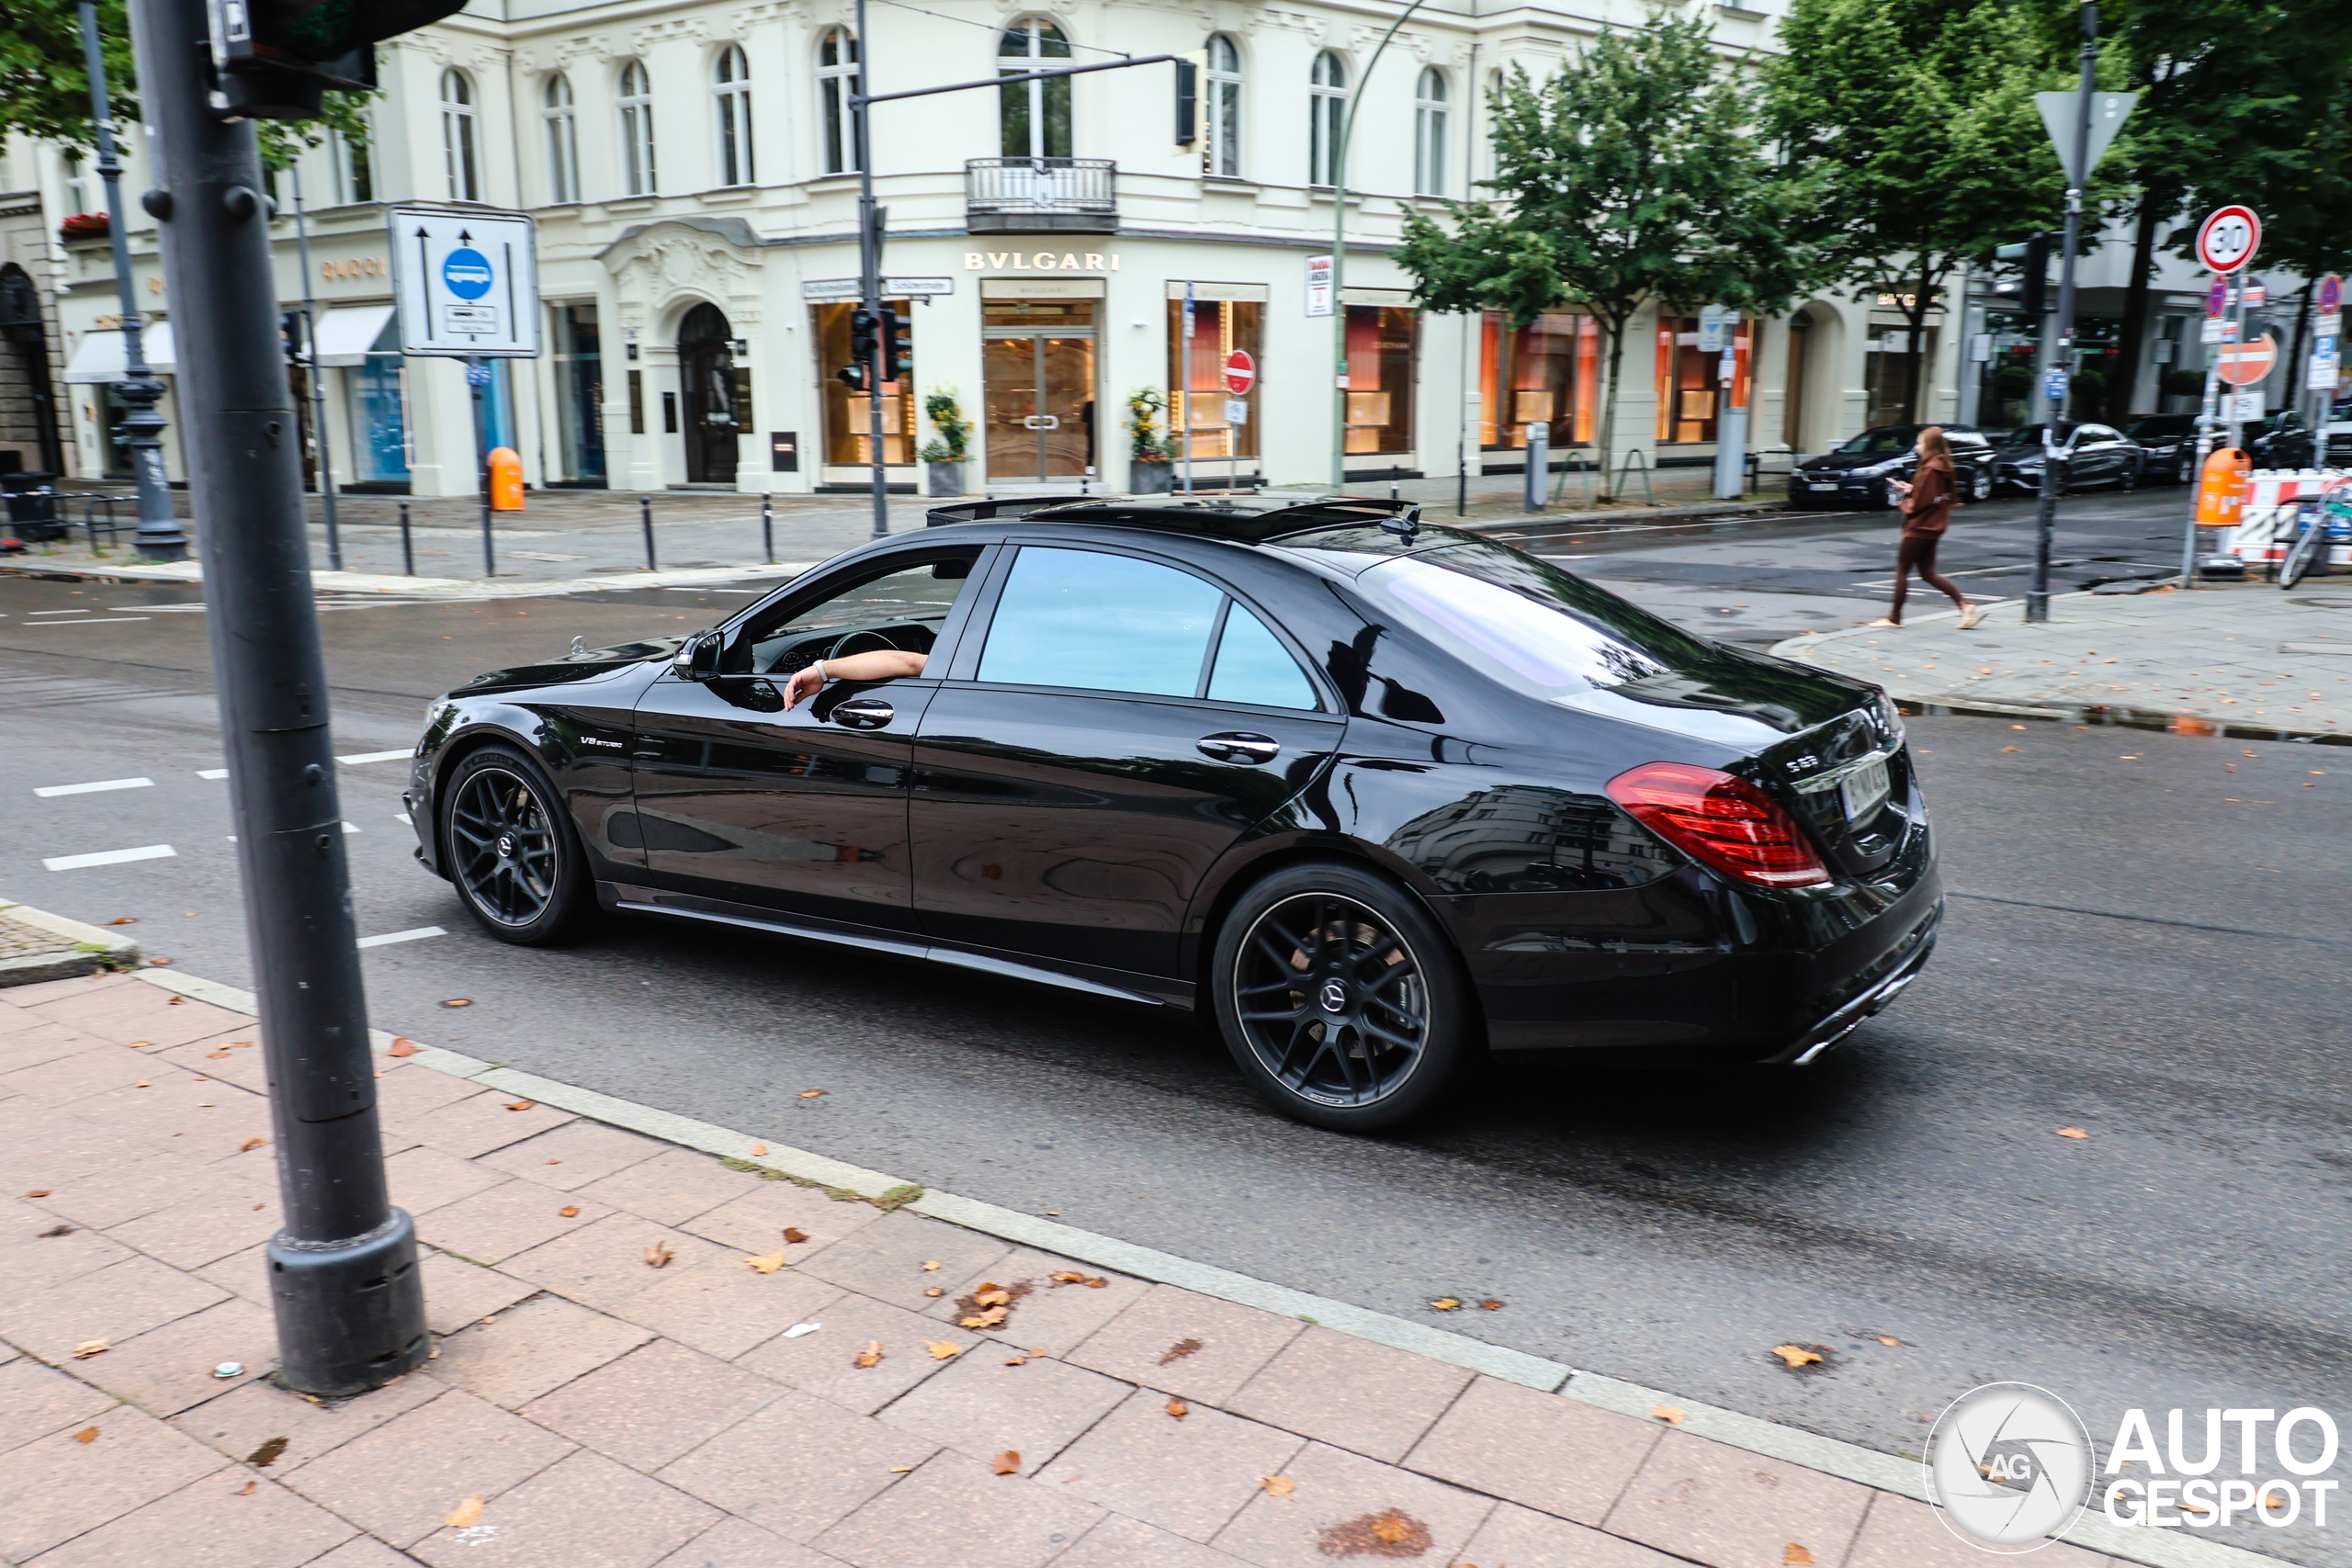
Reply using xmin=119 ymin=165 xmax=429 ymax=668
xmin=2231 ymin=468 xmax=2352 ymax=571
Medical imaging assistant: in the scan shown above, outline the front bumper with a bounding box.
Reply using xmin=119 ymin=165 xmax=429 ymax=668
xmin=1790 ymin=473 xmax=1888 ymax=507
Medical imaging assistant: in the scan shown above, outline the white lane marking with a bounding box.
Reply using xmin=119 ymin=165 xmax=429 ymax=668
xmin=44 ymin=843 xmax=176 ymax=871
xmin=196 ymin=768 xmax=229 ymax=780
xmin=24 ymin=617 xmax=152 ymax=626
xmin=394 ymin=811 xmax=413 ymax=825
xmin=335 ymin=750 xmax=413 ymax=765
xmin=356 ymin=925 xmax=445 ymax=949
xmin=35 ymin=777 xmax=155 ymax=797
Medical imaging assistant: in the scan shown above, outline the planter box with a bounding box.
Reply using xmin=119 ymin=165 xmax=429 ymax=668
xmin=925 ymin=461 xmax=966 ymax=497
xmin=1129 ymin=459 xmax=1173 ymax=495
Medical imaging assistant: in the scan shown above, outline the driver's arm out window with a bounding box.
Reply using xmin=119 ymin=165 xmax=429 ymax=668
xmin=736 ymin=551 xmax=980 ymax=675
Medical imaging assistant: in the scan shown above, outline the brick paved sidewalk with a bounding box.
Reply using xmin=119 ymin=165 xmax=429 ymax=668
xmin=0 ymin=970 xmax=2145 ymax=1568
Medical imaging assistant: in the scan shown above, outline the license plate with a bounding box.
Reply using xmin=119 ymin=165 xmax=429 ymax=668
xmin=1839 ymin=758 xmax=1891 ymax=821
xmin=1809 ymin=482 xmax=1840 ymax=491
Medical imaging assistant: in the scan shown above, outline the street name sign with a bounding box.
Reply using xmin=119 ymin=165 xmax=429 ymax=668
xmin=389 ymin=205 xmax=540 ymax=357
xmin=2214 ymin=333 xmax=2278 ymax=386
xmin=2194 ymin=206 xmax=2261 ymax=276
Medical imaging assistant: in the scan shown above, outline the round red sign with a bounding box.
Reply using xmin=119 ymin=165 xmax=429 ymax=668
xmin=1223 ymin=349 xmax=1256 ymax=398
xmin=2195 ymin=205 xmax=2261 ymax=274
xmin=2214 ymin=333 xmax=2278 ymax=387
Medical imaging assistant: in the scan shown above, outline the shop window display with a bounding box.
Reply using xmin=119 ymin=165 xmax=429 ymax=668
xmin=1343 ymin=305 xmax=1415 ymax=456
xmin=1655 ymin=315 xmax=1750 ymax=444
xmin=1165 ymin=298 xmax=1261 ymax=469
xmin=1481 ymin=310 xmax=1597 ymax=453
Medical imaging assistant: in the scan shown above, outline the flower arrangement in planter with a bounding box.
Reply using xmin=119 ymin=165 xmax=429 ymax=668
xmin=1125 ymin=387 xmax=1175 ymax=494
xmin=919 ymin=389 xmax=972 ymax=497
xmin=59 ymin=212 xmax=110 ymax=242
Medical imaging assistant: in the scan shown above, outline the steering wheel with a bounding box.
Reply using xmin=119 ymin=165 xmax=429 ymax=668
xmin=826 ymin=629 xmax=899 ymax=662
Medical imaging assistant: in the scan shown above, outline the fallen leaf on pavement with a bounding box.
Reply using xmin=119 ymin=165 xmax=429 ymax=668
xmin=1653 ymin=1406 xmax=1684 ymax=1424
xmin=782 ymin=1227 xmax=808 ymax=1245
xmin=958 ymin=1307 xmax=1009 ymax=1329
xmin=559 ymin=1206 xmax=580 ymax=1218
xmin=924 ymin=1340 xmax=962 ymax=1359
xmin=1479 ymin=1300 xmax=1504 ymax=1310
xmin=1004 ymin=1355 xmax=1028 ymax=1366
xmin=854 ymin=1341 xmax=884 ymax=1369
xmin=1051 ymin=1270 xmax=1088 ymax=1284
xmin=2055 ymin=1127 xmax=2089 ymax=1139
xmin=1785 ymin=1545 xmax=1815 ymax=1565
xmin=74 ymin=1426 xmax=98 ymax=1443
xmin=234 ymin=1480 xmax=256 ymax=1495
xmin=387 ymin=1039 xmax=420 ymax=1057
xmin=238 ymin=1137 xmax=266 ymax=1152
xmin=40 ymin=1224 xmax=73 ymax=1237
xmin=246 ymin=1437 xmax=288 ymax=1467
xmin=1431 ymin=1297 xmax=1462 ymax=1311
xmin=441 ymin=998 xmax=471 ymax=1008
xmin=644 ymin=1242 xmax=674 ymax=1269
xmin=975 ymin=1287 xmax=1012 ymax=1307
xmin=446 ymin=1496 xmax=485 ymax=1529
xmin=168 ymin=996 xmax=186 ymax=1006
xmin=503 ymin=1101 xmax=535 ymax=1112
xmin=148 ymin=957 xmax=172 ymax=965
xmin=1166 ymin=1399 xmax=1189 ymax=1419
xmin=921 ymin=1260 xmax=941 ymax=1270
xmin=923 ymin=1287 xmax=944 ymax=1297
xmin=1262 ymin=1475 xmax=1297 ymax=1497
xmin=135 ymin=1079 xmax=149 ymax=1089
xmin=1158 ymin=1337 xmax=1204 ymax=1365
xmin=105 ymin=916 xmax=136 ymax=925
xmin=25 ymin=1190 xmax=51 ymax=1198
xmin=1771 ymin=1345 xmax=1825 ymax=1369
xmin=746 ymin=1253 xmax=786 ymax=1274
xmin=1877 ymin=1336 xmax=1902 ymax=1347
xmin=748 ymin=1144 xmax=767 ymax=1156
xmin=73 ymin=1340 xmax=108 ymax=1359
xmin=207 ymin=1050 xmax=232 ymax=1059
xmin=545 ymin=1159 xmax=560 ymax=1166
xmin=799 ymin=1089 xmax=825 ymax=1099
xmin=1371 ymin=1515 xmax=1416 ymax=1545
xmin=2001 ymin=745 xmax=2019 ymax=752
xmin=991 ymin=1450 xmax=1020 ymax=1475
xmin=889 ymin=1465 xmax=915 ymax=1473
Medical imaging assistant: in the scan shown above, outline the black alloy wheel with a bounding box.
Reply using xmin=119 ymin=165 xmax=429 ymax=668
xmin=442 ymin=746 xmax=591 ymax=944
xmin=1963 ymin=465 xmax=1993 ymax=503
xmin=1213 ymin=863 xmax=1471 ymax=1132
xmin=2177 ymin=451 xmax=2197 ymax=485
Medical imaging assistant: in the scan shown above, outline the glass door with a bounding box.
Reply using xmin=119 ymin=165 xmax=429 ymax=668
xmin=981 ymin=298 xmax=1095 ymax=482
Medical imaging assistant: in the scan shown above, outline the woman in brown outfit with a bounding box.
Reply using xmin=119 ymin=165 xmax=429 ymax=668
xmin=1871 ymin=425 xmax=1982 ymax=629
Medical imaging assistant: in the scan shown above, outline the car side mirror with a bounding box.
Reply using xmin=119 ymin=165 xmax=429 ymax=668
xmin=672 ymin=632 xmax=720 ymax=682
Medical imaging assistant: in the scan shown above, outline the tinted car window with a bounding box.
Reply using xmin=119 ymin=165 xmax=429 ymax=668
xmin=2128 ymin=416 xmax=2191 ymax=439
xmin=740 ymin=551 xmax=979 ymax=675
xmin=1207 ymin=604 xmax=1317 ymax=710
xmin=1836 ymin=428 xmax=1917 ymax=455
xmin=978 ymin=547 xmax=1223 ymax=697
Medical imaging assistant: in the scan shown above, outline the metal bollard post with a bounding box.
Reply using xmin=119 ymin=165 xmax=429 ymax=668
xmin=762 ymin=492 xmax=774 ymax=564
xmin=399 ymin=501 xmax=414 ymax=577
xmin=640 ymin=494 xmax=658 ymax=572
xmin=1523 ymin=423 xmax=1550 ymax=512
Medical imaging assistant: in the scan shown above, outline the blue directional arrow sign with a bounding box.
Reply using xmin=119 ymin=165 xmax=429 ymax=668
xmin=387 ymin=206 xmax=540 ymax=359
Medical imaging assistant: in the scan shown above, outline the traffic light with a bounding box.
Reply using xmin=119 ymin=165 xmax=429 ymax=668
xmin=878 ymin=309 xmax=910 ymax=386
xmin=280 ymin=310 xmax=307 ymax=365
xmin=208 ymin=0 xmax=465 ymax=118
xmin=838 ymin=307 xmax=878 ymax=390
xmin=1994 ymin=231 xmax=2061 ymax=315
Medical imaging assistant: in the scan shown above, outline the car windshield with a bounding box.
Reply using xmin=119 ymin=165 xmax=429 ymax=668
xmin=1998 ymin=424 xmax=2073 ymax=448
xmin=1834 ymin=429 xmax=1917 ymax=455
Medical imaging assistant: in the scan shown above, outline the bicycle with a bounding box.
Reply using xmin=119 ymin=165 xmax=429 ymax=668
xmin=2278 ymin=481 xmax=2351 ymax=590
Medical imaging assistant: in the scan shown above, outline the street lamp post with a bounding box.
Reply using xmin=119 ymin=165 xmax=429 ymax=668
xmin=76 ymin=0 xmax=188 ymax=562
xmin=1327 ymin=0 xmax=1429 ymax=493
xmin=2028 ymin=2 xmax=2099 ymax=624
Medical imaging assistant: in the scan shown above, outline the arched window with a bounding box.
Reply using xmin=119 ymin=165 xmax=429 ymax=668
xmin=440 ymin=69 xmax=480 ymax=201
xmin=543 ymin=73 xmax=579 ymax=203
xmin=617 ymin=61 xmax=657 ymax=196
xmin=714 ymin=45 xmax=754 ymax=186
xmin=1204 ymin=34 xmax=1242 ymax=178
xmin=1308 ymin=51 xmax=1347 ymax=188
xmin=819 ymin=28 xmax=862 ymax=174
xmin=999 ymin=18 xmax=1073 ymax=162
xmin=1413 ymin=68 xmax=1448 ymax=197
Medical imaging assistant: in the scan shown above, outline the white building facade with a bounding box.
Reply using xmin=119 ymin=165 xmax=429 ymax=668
xmin=26 ymin=0 xmax=1977 ymax=497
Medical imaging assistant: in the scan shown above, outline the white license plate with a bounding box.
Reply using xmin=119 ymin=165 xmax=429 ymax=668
xmin=1839 ymin=758 xmax=1892 ymax=821
xmin=1809 ymin=482 xmax=1840 ymax=491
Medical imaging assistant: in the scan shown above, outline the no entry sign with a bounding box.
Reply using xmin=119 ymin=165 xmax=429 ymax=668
xmin=2214 ymin=333 xmax=2278 ymax=386
xmin=1223 ymin=349 xmax=1256 ymax=398
xmin=2195 ymin=206 xmax=2261 ymax=275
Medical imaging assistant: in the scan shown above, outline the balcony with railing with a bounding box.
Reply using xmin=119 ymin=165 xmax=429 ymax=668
xmin=965 ymin=158 xmax=1117 ymax=233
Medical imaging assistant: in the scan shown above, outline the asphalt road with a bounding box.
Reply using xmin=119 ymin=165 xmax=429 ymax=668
xmin=5 ymin=487 xmax=2345 ymax=1564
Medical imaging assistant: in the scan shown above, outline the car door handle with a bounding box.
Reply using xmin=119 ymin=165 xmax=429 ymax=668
xmin=832 ymin=696 xmax=896 ymax=730
xmin=1198 ymin=731 xmax=1279 ymax=764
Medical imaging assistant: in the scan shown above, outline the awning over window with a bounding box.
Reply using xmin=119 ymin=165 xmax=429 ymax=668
xmin=312 ymin=303 xmax=398 ymax=367
xmin=62 ymin=322 xmax=176 ymax=383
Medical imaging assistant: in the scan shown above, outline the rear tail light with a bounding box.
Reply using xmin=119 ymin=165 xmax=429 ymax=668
xmin=1605 ymin=761 xmax=1829 ymax=889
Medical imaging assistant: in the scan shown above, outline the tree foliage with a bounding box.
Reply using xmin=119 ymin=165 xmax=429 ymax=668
xmin=1396 ymin=6 xmax=1812 ymax=498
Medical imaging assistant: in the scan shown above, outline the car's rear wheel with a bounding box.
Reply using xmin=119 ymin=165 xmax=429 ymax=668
xmin=1963 ymin=465 xmax=1993 ymax=503
xmin=442 ymin=745 xmax=593 ymax=945
xmin=1212 ymin=863 xmax=1472 ymax=1132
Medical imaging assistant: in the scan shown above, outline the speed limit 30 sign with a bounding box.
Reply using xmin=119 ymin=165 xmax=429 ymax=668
xmin=2195 ymin=205 xmax=2261 ymax=275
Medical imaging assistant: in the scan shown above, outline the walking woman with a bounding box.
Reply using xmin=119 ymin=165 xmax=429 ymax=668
xmin=1871 ymin=426 xmax=1982 ymax=629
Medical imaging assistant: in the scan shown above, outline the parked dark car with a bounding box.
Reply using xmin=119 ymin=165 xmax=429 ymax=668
xmin=2245 ymin=411 xmax=2352 ymax=469
xmin=404 ymin=495 xmax=1941 ymax=1131
xmin=1790 ymin=424 xmax=1997 ymax=510
xmin=1992 ymin=423 xmax=2145 ymax=493
xmin=2122 ymin=413 xmax=2211 ymax=484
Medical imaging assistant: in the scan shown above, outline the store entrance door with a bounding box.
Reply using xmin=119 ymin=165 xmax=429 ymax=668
xmin=678 ymin=303 xmax=741 ymax=484
xmin=982 ymin=299 xmax=1095 ymax=485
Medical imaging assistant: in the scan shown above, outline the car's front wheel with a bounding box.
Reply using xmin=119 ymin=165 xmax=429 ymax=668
xmin=1962 ymin=465 xmax=1993 ymax=503
xmin=2177 ymin=451 xmax=2198 ymax=485
xmin=441 ymin=744 xmax=593 ymax=945
xmin=1212 ymin=862 xmax=1473 ymax=1132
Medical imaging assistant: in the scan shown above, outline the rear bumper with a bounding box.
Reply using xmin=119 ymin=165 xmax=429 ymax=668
xmin=1758 ymin=898 xmax=1941 ymax=1065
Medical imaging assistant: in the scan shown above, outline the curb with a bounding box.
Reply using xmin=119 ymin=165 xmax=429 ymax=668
xmin=123 ymin=964 xmax=2290 ymax=1568
xmin=0 ymin=899 xmax=141 ymax=987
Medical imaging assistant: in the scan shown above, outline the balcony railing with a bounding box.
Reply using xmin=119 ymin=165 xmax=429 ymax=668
xmin=965 ymin=158 xmax=1116 ymax=233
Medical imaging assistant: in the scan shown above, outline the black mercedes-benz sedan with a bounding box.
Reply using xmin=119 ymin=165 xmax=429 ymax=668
xmin=1789 ymin=424 xmax=1996 ymax=509
xmin=404 ymin=495 xmax=1940 ymax=1131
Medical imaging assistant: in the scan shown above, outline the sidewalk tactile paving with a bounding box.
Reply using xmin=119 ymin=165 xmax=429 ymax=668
xmin=1225 ymin=1324 xmax=1474 ymax=1463
xmin=475 ymin=1121 xmax=668 ymax=1190
xmin=571 ymin=1146 xmax=764 ymax=1227
xmin=872 ymin=1333 xmax=1129 ymax=1475
xmin=1209 ymin=1438 xmax=1495 ymax=1568
xmin=277 ymin=1387 xmax=577 ymax=1547
xmin=503 ymin=1213 xmax=731 ymax=1311
xmin=0 ymin=1353 xmax=117 ymax=1452
xmin=812 ymin=1450 xmax=1102 ymax=1568
xmin=653 ymin=1389 xmax=939 ymax=1543
xmin=788 ymin=1208 xmax=1012 ymax=1310
xmin=920 ymin=1247 xmax=1149 ymax=1356
xmin=610 ymin=1250 xmax=845 ymax=1361
xmin=1403 ymin=1376 xmax=1661 ymax=1526
xmin=65 ymin=1294 xmax=275 ymax=1416
xmin=1036 ymin=1386 xmax=1305 ymax=1543
xmin=522 ymin=1339 xmax=785 ymax=1472
xmin=403 ymin=1448 xmax=720 ymax=1568
xmin=1065 ymin=1284 xmax=1305 ymax=1405
xmin=426 ymin=1291 xmax=655 ymax=1409
xmin=175 ymin=1369 xmax=442 ymax=1473
xmin=1455 ymin=1498 xmax=1697 ymax=1566
xmin=418 ymin=1177 xmax=609 ymax=1264
xmin=1601 ymin=1429 xmax=1872 ymax=1568
xmin=17 ymin=1468 xmax=356 ymax=1568
xmin=730 ymin=1293 xmax=973 ymax=1416
xmin=0 ymin=1404 xmax=231 ymax=1562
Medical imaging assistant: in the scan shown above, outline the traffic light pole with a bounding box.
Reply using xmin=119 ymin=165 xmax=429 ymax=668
xmin=127 ymin=0 xmax=426 ymax=1395
xmin=2029 ymin=3 xmax=2099 ymax=624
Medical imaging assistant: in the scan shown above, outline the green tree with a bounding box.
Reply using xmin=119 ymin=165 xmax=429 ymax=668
xmin=1396 ymin=7 xmax=1811 ymax=500
xmin=1763 ymin=0 xmax=2061 ymax=425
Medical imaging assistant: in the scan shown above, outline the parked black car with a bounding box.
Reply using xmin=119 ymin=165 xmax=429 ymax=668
xmin=2246 ymin=411 xmax=2352 ymax=469
xmin=405 ymin=495 xmax=1941 ymax=1131
xmin=1789 ymin=424 xmax=1998 ymax=510
xmin=1992 ymin=423 xmax=2146 ymax=493
xmin=2120 ymin=413 xmax=2213 ymax=484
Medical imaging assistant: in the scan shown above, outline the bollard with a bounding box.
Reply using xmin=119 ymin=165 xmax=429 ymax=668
xmin=1523 ymin=423 xmax=1550 ymax=512
xmin=399 ymin=501 xmax=414 ymax=577
xmin=640 ymin=494 xmax=658 ymax=572
xmin=762 ymin=492 xmax=774 ymax=564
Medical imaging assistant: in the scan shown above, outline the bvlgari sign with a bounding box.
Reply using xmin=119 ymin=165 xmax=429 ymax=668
xmin=964 ymin=251 xmax=1123 ymax=272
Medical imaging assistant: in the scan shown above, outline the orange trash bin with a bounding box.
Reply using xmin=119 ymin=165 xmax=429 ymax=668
xmin=488 ymin=447 xmax=525 ymax=512
xmin=2193 ymin=446 xmax=2249 ymax=527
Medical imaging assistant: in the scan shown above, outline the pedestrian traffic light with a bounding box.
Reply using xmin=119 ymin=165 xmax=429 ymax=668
xmin=839 ymin=307 xmax=878 ymax=390
xmin=209 ymin=0 xmax=468 ymax=117
xmin=1994 ymin=231 xmax=2062 ymax=315
xmin=279 ymin=310 xmax=307 ymax=365
xmin=878 ymin=309 xmax=910 ymax=386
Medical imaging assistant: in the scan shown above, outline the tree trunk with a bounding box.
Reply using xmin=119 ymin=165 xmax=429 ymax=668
xmin=1595 ymin=311 xmax=1630 ymax=503
xmin=2109 ymin=194 xmax=2164 ymax=424
xmin=2288 ymin=278 xmax=2314 ymax=426
xmin=1900 ymin=256 xmax=1936 ymax=424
